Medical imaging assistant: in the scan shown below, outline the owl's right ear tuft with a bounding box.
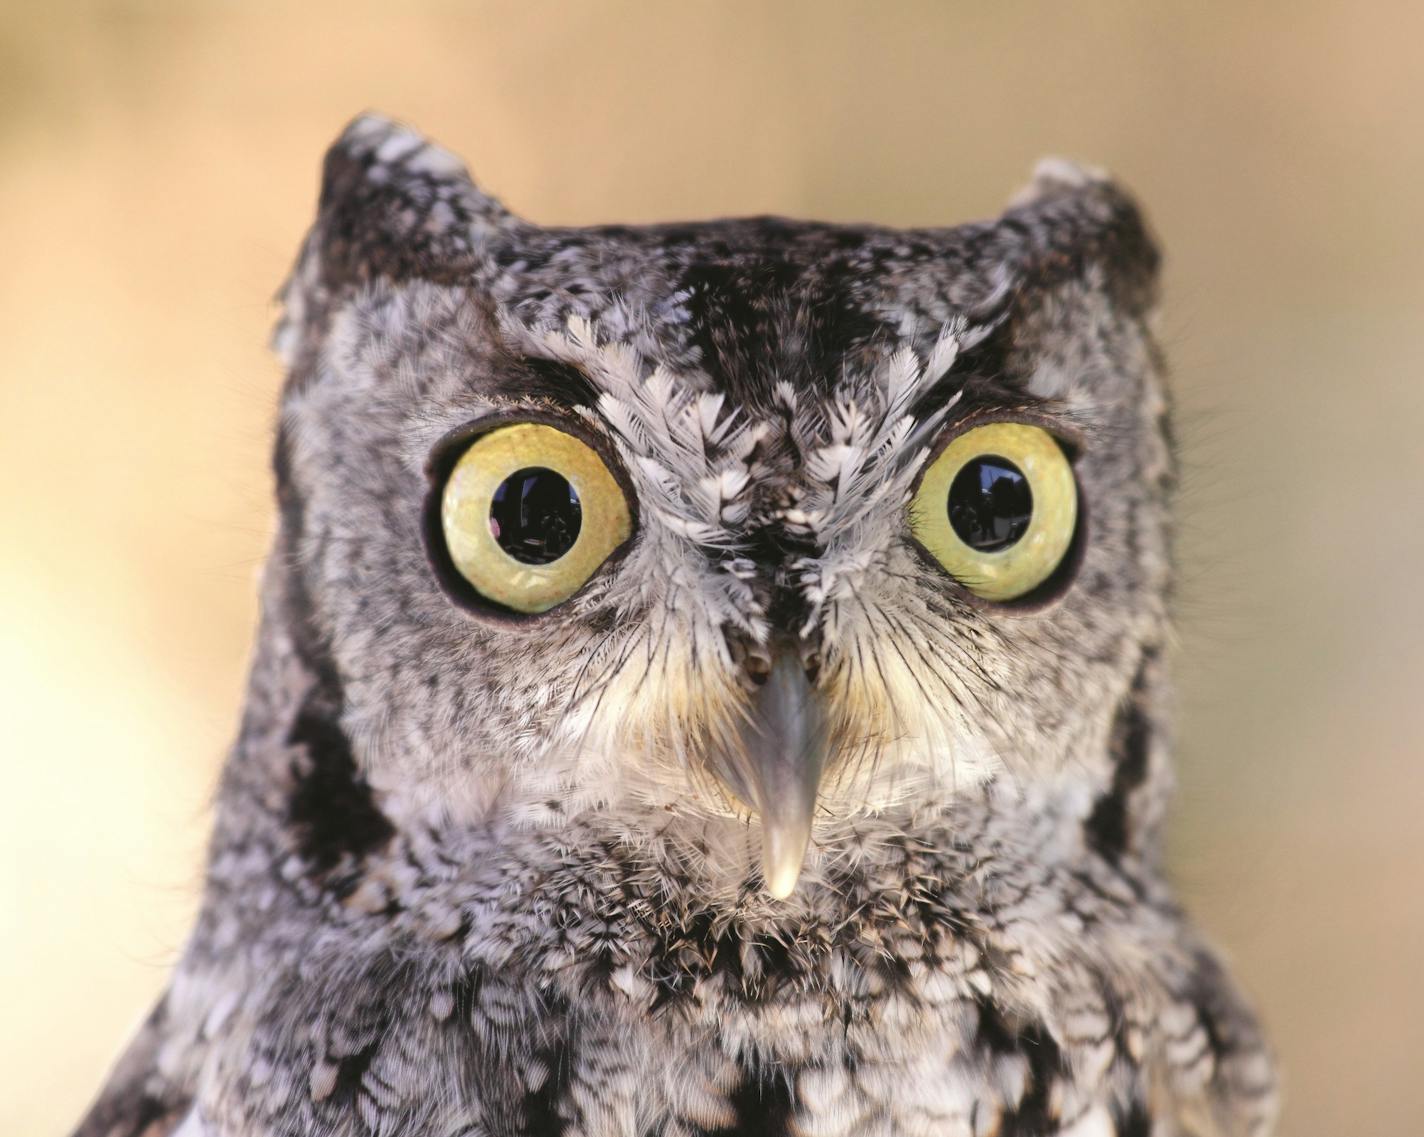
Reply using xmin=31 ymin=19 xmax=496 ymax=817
xmin=273 ymin=113 xmax=522 ymax=372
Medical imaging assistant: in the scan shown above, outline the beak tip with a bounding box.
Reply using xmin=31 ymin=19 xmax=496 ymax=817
xmin=763 ymin=861 xmax=802 ymax=900
xmin=760 ymin=824 xmax=811 ymax=900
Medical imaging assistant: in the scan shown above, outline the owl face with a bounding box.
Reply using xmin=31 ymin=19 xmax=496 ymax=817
xmin=275 ymin=117 xmax=1170 ymax=896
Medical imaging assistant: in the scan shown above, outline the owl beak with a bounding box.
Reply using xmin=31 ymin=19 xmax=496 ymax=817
xmin=740 ymin=647 xmax=828 ymax=899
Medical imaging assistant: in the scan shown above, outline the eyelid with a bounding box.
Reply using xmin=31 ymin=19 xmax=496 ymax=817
xmin=426 ymin=411 xmax=638 ymax=510
xmin=913 ymin=408 xmax=1083 ymax=492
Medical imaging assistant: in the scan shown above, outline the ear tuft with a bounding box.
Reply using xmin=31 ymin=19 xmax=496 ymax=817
xmin=1008 ymin=157 xmax=1111 ymax=206
xmin=273 ymin=113 xmax=520 ymax=373
xmin=334 ymin=112 xmax=473 ymax=182
xmin=992 ymin=158 xmax=1161 ymax=319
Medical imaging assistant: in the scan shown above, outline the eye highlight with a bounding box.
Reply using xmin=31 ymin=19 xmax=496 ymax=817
xmin=910 ymin=422 xmax=1078 ymax=603
xmin=439 ymin=422 xmax=632 ymax=614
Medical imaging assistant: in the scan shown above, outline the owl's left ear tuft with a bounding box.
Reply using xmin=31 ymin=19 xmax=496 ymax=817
xmin=1010 ymin=157 xmax=1114 ymax=205
xmin=273 ymin=112 xmax=522 ymax=372
xmin=994 ymin=158 xmax=1161 ymax=319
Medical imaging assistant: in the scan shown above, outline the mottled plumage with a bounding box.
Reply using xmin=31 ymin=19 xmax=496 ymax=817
xmin=75 ymin=115 xmax=1275 ymax=1137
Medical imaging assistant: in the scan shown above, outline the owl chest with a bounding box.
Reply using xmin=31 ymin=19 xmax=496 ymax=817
xmin=182 ymin=913 xmax=1124 ymax=1137
xmin=178 ymin=814 xmax=1147 ymax=1135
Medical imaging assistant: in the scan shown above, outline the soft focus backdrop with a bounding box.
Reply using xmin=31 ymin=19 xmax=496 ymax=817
xmin=3 ymin=3 xmax=1420 ymax=1134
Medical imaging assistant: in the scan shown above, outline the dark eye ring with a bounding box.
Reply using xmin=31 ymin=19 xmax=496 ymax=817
xmin=909 ymin=422 xmax=1078 ymax=602
xmin=434 ymin=422 xmax=633 ymax=614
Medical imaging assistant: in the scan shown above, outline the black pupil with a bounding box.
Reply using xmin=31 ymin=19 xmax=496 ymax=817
xmin=947 ymin=455 xmax=1033 ymax=552
xmin=489 ymin=467 xmax=582 ymax=564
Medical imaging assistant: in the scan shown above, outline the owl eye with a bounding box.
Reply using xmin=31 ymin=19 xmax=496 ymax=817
xmin=909 ymin=422 xmax=1078 ymax=603
xmin=437 ymin=422 xmax=633 ymax=614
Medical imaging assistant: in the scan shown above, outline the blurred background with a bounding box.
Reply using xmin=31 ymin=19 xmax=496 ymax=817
xmin=2 ymin=3 xmax=1419 ymax=1134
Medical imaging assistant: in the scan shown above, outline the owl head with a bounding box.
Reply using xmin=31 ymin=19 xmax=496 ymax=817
xmin=268 ymin=115 xmax=1170 ymax=899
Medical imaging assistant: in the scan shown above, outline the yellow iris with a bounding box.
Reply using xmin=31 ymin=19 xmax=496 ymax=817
xmin=440 ymin=422 xmax=633 ymax=614
xmin=910 ymin=422 xmax=1078 ymax=602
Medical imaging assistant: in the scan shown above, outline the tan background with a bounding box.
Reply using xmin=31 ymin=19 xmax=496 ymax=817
xmin=3 ymin=3 xmax=1420 ymax=1134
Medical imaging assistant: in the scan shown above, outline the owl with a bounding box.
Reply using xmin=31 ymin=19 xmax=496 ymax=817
xmin=74 ymin=115 xmax=1276 ymax=1137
